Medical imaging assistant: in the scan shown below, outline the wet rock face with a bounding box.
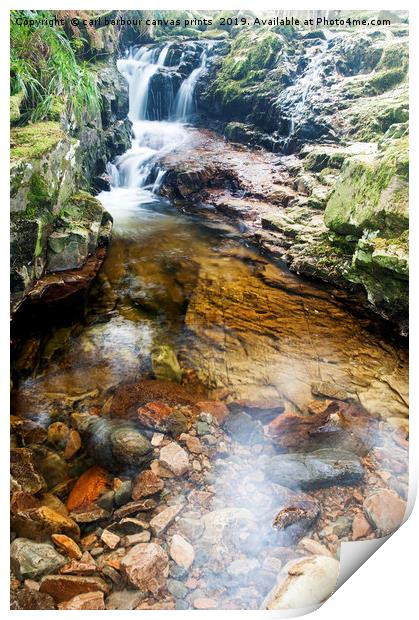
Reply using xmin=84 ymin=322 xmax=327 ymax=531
xmin=266 ymin=449 xmax=364 ymax=491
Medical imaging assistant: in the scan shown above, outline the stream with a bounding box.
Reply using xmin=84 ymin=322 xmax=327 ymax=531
xmin=11 ymin=40 xmax=409 ymax=610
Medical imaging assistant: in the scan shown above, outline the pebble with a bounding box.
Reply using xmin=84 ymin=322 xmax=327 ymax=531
xmin=169 ymin=534 xmax=195 ymax=569
xmin=150 ymin=504 xmax=184 ymax=535
xmin=101 ymin=530 xmax=120 ymax=550
xmin=159 ymin=442 xmax=190 ymax=476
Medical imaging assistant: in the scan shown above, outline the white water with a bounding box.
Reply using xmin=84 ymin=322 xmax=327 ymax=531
xmin=100 ymin=42 xmax=210 ymax=216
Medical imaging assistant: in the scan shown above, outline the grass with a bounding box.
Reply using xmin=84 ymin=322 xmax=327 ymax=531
xmin=10 ymin=9 xmax=101 ymax=124
xmin=10 ymin=121 xmax=65 ymax=162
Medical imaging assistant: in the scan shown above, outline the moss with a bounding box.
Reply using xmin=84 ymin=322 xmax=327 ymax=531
xmin=60 ymin=191 xmax=104 ymax=224
xmin=10 ymin=92 xmax=25 ymax=123
xmin=324 ymin=136 xmax=408 ymax=238
xmin=25 ymin=173 xmax=54 ymax=217
xmin=203 ymin=29 xmax=230 ymax=40
xmin=10 ymin=121 xmax=65 ymax=163
xmin=366 ymin=68 xmax=406 ymax=95
xmin=378 ymin=42 xmax=408 ymax=71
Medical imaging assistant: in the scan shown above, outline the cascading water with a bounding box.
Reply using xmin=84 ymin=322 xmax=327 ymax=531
xmin=173 ymin=44 xmax=212 ymax=122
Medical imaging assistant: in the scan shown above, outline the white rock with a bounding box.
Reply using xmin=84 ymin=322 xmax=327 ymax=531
xmin=169 ymin=534 xmax=195 ymax=569
xmin=159 ymin=442 xmax=190 ymax=476
xmin=263 ymin=555 xmax=340 ymax=610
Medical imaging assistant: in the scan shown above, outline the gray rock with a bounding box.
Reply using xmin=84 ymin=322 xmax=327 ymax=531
xmin=114 ymin=481 xmax=133 ymax=507
xmin=105 ymin=589 xmax=145 ymax=610
xmin=266 ymin=449 xmax=364 ymax=490
xmin=167 ymin=579 xmax=189 ymax=600
xmin=11 ymin=538 xmax=66 ymax=580
xmin=222 ymin=412 xmax=264 ymax=445
xmin=177 ymin=517 xmax=204 ymax=541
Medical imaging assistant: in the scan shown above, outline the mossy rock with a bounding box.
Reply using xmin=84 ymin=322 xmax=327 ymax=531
xmin=324 ymin=137 xmax=408 ymax=238
xmin=10 ymin=92 xmax=25 ymax=124
xmin=151 ymin=344 xmax=182 ymax=383
xmin=10 ymin=122 xmax=65 ymax=163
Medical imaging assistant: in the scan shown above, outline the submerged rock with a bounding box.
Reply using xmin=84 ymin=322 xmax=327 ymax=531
xmin=120 ymin=542 xmax=169 ymax=594
xmin=266 ymin=449 xmax=364 ymax=490
xmin=11 ymin=538 xmax=66 ymax=580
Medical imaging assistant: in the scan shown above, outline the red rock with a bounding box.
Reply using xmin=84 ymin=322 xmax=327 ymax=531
xmin=120 ymin=543 xmax=169 ymax=594
xmin=132 ymin=470 xmax=164 ymax=500
xmin=193 ymin=597 xmax=217 ymax=609
xmin=137 ymin=401 xmax=173 ymax=429
xmin=110 ymin=380 xmax=198 ymax=419
xmin=66 ymin=466 xmax=110 ymax=512
xmin=352 ymin=512 xmax=373 ymax=540
xmin=363 ymin=489 xmax=406 ymax=535
xmin=39 ymin=575 xmax=109 ymax=603
xmin=58 ymin=591 xmax=105 ymax=610
xmin=169 ymin=534 xmax=195 ymax=569
xmin=113 ymin=498 xmax=156 ymax=520
xmin=196 ymin=400 xmax=229 ymax=424
xmin=11 ymin=491 xmax=40 ymax=514
xmin=60 ymin=552 xmax=97 ymax=575
xmin=266 ymin=402 xmax=339 ymax=449
xmin=52 ymin=534 xmax=82 ymax=559
xmin=159 ymin=442 xmax=190 ymax=476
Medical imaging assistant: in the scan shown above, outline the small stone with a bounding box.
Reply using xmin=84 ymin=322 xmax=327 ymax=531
xmin=113 ymin=498 xmax=156 ymax=520
xmin=151 ymin=433 xmax=164 ymax=447
xmin=169 ymin=534 xmax=195 ymax=569
xmin=11 ymin=448 xmax=47 ymax=494
xmin=123 ymin=531 xmax=151 ymax=546
xmin=51 ymin=534 xmax=82 ymax=559
xmin=58 ymin=591 xmax=105 ymax=610
xmin=120 ymin=542 xmax=169 ymax=594
xmin=60 ymin=551 xmax=97 ymax=575
xmin=71 ymin=505 xmax=110 ymax=523
xmin=352 ymin=512 xmax=373 ymax=540
xmin=101 ymin=565 xmax=125 ymax=588
xmin=114 ymin=481 xmax=132 ymax=506
xmin=105 ymin=589 xmax=144 ymax=610
xmin=151 ymin=459 xmax=175 ymax=478
xmin=196 ymin=400 xmax=229 ymax=424
xmin=319 ymin=516 xmax=352 ymax=539
xmin=150 ymin=504 xmax=184 ymax=536
xmin=298 ymin=537 xmax=333 ymax=557
xmin=39 ymin=575 xmax=109 ymax=603
xmin=169 ymin=564 xmax=188 ymax=579
xmin=159 ymin=442 xmax=190 ymax=476
xmin=97 ymin=490 xmax=115 ymax=512
xmin=47 ymin=422 xmax=70 ymax=448
xmin=64 ymin=430 xmax=82 ymax=460
xmin=101 ymin=529 xmax=120 ymax=549
xmin=185 ymin=435 xmax=204 ymax=454
xmin=193 ymin=597 xmax=217 ymax=609
xmin=132 ymin=470 xmax=164 ymax=500
xmin=195 ymin=421 xmax=210 ymax=436
xmin=177 ymin=517 xmax=204 ymax=541
xmin=192 ymin=460 xmax=202 ymax=472
xmin=167 ymin=578 xmax=189 ymax=599
xmin=11 ymin=538 xmax=66 ymax=580
xmin=11 ymin=589 xmax=55 ymax=610
xmin=363 ymin=489 xmax=406 ymax=535
xmin=66 ymin=466 xmax=109 ymax=512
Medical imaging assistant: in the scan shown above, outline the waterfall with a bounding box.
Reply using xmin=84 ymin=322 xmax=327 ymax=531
xmin=99 ymin=41 xmax=211 ymax=215
xmin=173 ymin=45 xmax=211 ymax=122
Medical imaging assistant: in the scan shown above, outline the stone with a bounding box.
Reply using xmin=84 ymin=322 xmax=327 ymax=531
xmin=229 ymin=398 xmax=285 ymax=423
xmin=298 ymin=537 xmax=333 ymax=557
xmin=137 ymin=401 xmax=173 ymax=429
xmin=12 ymin=506 xmax=80 ymax=542
xmin=151 ymin=459 xmax=175 ymax=478
xmin=319 ymin=516 xmax=353 ymax=539
xmin=177 ymin=517 xmax=204 ymax=541
xmin=123 ymin=531 xmax=151 ymax=546
xmin=263 ymin=555 xmax=340 ymax=609
xmin=193 ymin=597 xmax=217 ymax=609
xmin=51 ymin=534 xmax=82 ymax=559
xmin=101 ymin=529 xmax=120 ymax=549
xmin=363 ymin=489 xmax=406 ymax=535
xmin=10 ymin=588 xmax=56 ymax=610
xmin=159 ymin=442 xmax=190 ymax=476
xmin=267 ymin=403 xmax=339 ymax=449
xmin=169 ymin=534 xmax=195 ymax=569
xmin=120 ymin=543 xmax=169 ymax=594
xmin=227 ymin=558 xmax=259 ymax=577
xmin=58 ymin=591 xmax=105 ymax=610
xmin=272 ymin=497 xmax=320 ymax=544
xmin=132 ymin=470 xmax=164 ymax=500
xmin=71 ymin=505 xmax=110 ymax=523
xmin=40 ymin=493 xmax=69 ymax=517
xmin=97 ymin=490 xmax=115 ymax=511
xmin=11 ymin=448 xmax=47 ymax=494
xmin=266 ymin=449 xmax=364 ymax=490
xmin=47 ymin=422 xmax=70 ymax=448
xmin=113 ymin=498 xmax=156 ymax=520
xmin=167 ymin=578 xmax=189 ymax=599
xmin=110 ymin=425 xmax=154 ymax=471
xmin=185 ymin=435 xmax=204 ymax=454
xmin=151 ymin=432 xmax=164 ymax=447
xmin=39 ymin=575 xmax=109 ymax=603
xmin=105 ymin=589 xmax=144 ymax=610
xmin=11 ymin=538 xmax=66 ymax=580
xmin=114 ymin=480 xmax=132 ymax=506
xmin=11 ymin=491 xmax=40 ymax=514
xmin=64 ymin=430 xmax=82 ymax=460
xmin=150 ymin=504 xmax=184 ymax=536
xmin=352 ymin=512 xmax=373 ymax=540
xmin=60 ymin=551 xmax=97 ymax=575
xmin=311 ymin=382 xmax=355 ymax=402
xmin=196 ymin=400 xmax=229 ymax=424
xmin=151 ymin=344 xmax=182 ymax=383
xmin=66 ymin=466 xmax=110 ymax=512
xmin=200 ymin=508 xmax=257 ymax=554
xmin=222 ymin=412 xmax=264 ymax=444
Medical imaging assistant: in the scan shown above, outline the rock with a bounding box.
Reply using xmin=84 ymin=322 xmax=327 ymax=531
xmin=11 ymin=538 xmax=66 ymax=580
xmin=47 ymin=422 xmax=70 ymax=448
xmin=319 ymin=516 xmax=353 ymax=539
xmin=114 ymin=480 xmax=132 ymax=506
xmin=11 ymin=491 xmax=40 ymax=514
xmin=167 ymin=578 xmax=189 ymax=599
xmin=184 ymin=435 xmax=203 ymax=454
xmin=177 ymin=517 xmax=204 ymax=541
xmin=110 ymin=425 xmax=154 ymax=471
xmin=298 ymin=537 xmax=333 ymax=557
xmin=195 ymin=421 xmax=210 ymax=436
xmin=101 ymin=530 xmax=120 ymax=549
xmin=137 ymin=401 xmax=173 ymax=430
xmin=105 ymin=589 xmax=144 ymax=610
xmin=193 ymin=597 xmax=217 ymax=609
xmin=352 ymin=512 xmax=373 ymax=540
xmin=266 ymin=449 xmax=364 ymax=490
xmin=58 ymin=591 xmax=105 ymax=610
xmin=363 ymin=489 xmax=406 ymax=535
xmin=311 ymin=382 xmax=355 ymax=402
xmin=272 ymin=497 xmax=320 ymax=544
xmin=113 ymin=498 xmax=156 ymax=520
xmin=229 ymin=398 xmax=285 ymax=423
xmin=51 ymin=534 xmax=82 ymax=559
xmin=120 ymin=542 xmax=169 ymax=594
xmin=222 ymin=412 xmax=264 ymax=444
xmin=196 ymin=400 xmax=229 ymax=424
xmin=263 ymin=555 xmax=340 ymax=609
xmin=227 ymin=558 xmax=259 ymax=577
xmin=169 ymin=534 xmax=195 ymax=569
xmin=150 ymin=504 xmax=184 ymax=536
xmin=123 ymin=531 xmax=151 ymax=546
xmin=66 ymin=466 xmax=110 ymax=512
xmin=12 ymin=506 xmax=80 ymax=542
xmin=39 ymin=575 xmax=109 ymax=603
xmin=110 ymin=380 xmax=198 ymax=419
xmin=71 ymin=505 xmax=110 ymax=523
xmin=151 ymin=344 xmax=182 ymax=383
xmin=267 ymin=402 xmax=339 ymax=449
xmin=11 ymin=448 xmax=47 ymax=494
xmin=60 ymin=551 xmax=97 ymax=575
xmin=151 ymin=459 xmax=175 ymax=478
xmin=159 ymin=442 xmax=190 ymax=476
xmin=64 ymin=430 xmax=82 ymax=460
xmin=10 ymin=588 xmax=56 ymax=610
xmin=132 ymin=470 xmax=164 ymax=500
xmin=151 ymin=432 xmax=164 ymax=447
xmin=39 ymin=493 xmax=69 ymax=517
xmin=200 ymin=508 xmax=257 ymax=553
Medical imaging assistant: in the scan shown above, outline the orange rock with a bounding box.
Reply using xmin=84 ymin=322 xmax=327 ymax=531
xmin=52 ymin=534 xmax=82 ymax=559
xmin=132 ymin=470 xmax=164 ymax=500
xmin=66 ymin=466 xmax=109 ymax=512
xmin=11 ymin=506 xmax=80 ymax=541
xmin=196 ymin=400 xmax=229 ymax=424
xmin=137 ymin=401 xmax=173 ymax=429
xmin=39 ymin=575 xmax=109 ymax=603
xmin=266 ymin=402 xmax=339 ymax=449
xmin=58 ymin=591 xmax=105 ymax=610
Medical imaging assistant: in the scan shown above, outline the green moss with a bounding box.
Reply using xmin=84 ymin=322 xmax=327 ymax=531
xmin=10 ymin=121 xmax=65 ymax=163
xmin=25 ymin=173 xmax=53 ymax=217
xmin=10 ymin=92 xmax=25 ymax=123
xmin=366 ymin=68 xmax=406 ymax=95
xmin=60 ymin=191 xmax=104 ymax=224
xmin=203 ymin=29 xmax=230 ymax=40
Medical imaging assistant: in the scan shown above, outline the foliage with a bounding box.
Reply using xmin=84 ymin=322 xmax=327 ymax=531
xmin=10 ymin=9 xmax=100 ymax=123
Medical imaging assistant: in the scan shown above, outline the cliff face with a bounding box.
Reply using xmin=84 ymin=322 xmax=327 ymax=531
xmin=10 ymin=61 xmax=131 ymax=309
